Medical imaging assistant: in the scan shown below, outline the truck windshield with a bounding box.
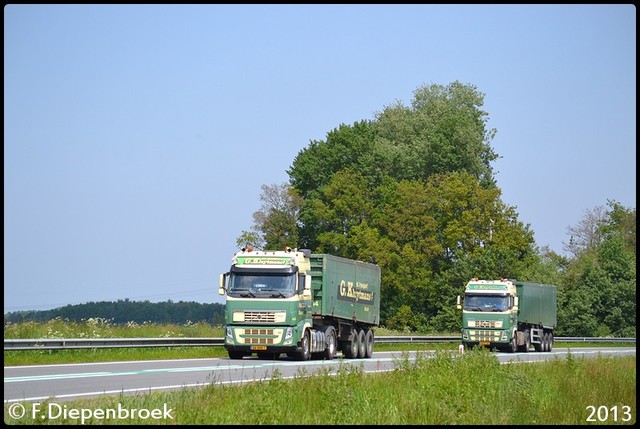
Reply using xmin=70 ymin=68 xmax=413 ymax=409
xmin=464 ymin=294 xmax=509 ymax=312
xmin=228 ymin=272 xmax=295 ymax=298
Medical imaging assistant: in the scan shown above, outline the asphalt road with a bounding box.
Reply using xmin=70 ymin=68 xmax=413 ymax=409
xmin=4 ymin=347 xmax=636 ymax=404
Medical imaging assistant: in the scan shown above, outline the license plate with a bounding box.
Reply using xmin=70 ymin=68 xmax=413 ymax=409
xmin=480 ymin=341 xmax=490 ymax=346
xmin=251 ymin=345 xmax=267 ymax=350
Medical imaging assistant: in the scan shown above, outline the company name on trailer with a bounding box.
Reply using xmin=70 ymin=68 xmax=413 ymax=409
xmin=339 ymin=280 xmax=374 ymax=302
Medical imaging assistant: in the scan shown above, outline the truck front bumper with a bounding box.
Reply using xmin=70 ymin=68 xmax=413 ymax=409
xmin=224 ymin=343 xmax=303 ymax=355
xmin=224 ymin=325 xmax=301 ymax=349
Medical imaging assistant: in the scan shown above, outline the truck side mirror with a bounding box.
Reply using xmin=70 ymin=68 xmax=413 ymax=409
xmin=298 ymin=273 xmax=312 ymax=299
xmin=297 ymin=273 xmax=312 ymax=294
xmin=456 ymin=295 xmax=462 ymax=310
xmin=219 ymin=273 xmax=229 ymax=295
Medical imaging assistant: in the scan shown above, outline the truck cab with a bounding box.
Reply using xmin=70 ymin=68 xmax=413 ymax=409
xmin=219 ymin=247 xmax=314 ymax=360
xmin=457 ymin=278 xmax=556 ymax=353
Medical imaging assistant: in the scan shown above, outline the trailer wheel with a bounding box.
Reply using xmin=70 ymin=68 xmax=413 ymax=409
xmin=364 ymin=329 xmax=374 ymax=358
xmin=296 ymin=330 xmax=311 ymax=361
xmin=548 ymin=333 xmax=554 ymax=352
xmin=323 ymin=326 xmax=337 ymax=360
xmin=356 ymin=329 xmax=366 ymax=358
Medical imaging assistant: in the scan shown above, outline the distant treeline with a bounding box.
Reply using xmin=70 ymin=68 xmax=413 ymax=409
xmin=3 ymin=299 xmax=225 ymax=326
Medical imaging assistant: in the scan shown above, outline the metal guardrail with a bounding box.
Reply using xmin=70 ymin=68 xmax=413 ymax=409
xmin=3 ymin=336 xmax=635 ymax=351
xmin=3 ymin=338 xmax=225 ymax=351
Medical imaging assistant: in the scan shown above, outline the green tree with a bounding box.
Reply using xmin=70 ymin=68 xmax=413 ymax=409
xmin=374 ymin=81 xmax=498 ymax=187
xmin=236 ymin=81 xmax=587 ymax=331
xmin=558 ymin=201 xmax=636 ymax=337
xmin=288 ymin=81 xmax=499 ymax=199
xmin=287 ymin=120 xmax=379 ymax=199
xmin=237 ymin=183 xmax=303 ymax=250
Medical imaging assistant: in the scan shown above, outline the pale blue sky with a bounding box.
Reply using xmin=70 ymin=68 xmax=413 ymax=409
xmin=4 ymin=4 xmax=636 ymax=312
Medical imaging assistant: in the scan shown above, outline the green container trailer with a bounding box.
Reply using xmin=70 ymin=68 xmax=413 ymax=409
xmin=219 ymin=248 xmax=381 ymax=361
xmin=515 ymin=281 xmax=557 ymax=328
xmin=457 ymin=279 xmax=557 ymax=353
xmin=310 ymin=254 xmax=380 ymax=325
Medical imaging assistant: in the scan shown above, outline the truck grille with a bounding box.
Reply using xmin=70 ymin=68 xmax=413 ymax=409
xmin=236 ymin=328 xmax=284 ymax=345
xmin=468 ymin=319 xmax=503 ymax=328
xmin=245 ymin=328 xmax=275 ymax=335
xmin=244 ymin=311 xmax=276 ymax=323
xmin=469 ymin=330 xmax=501 ymax=341
xmin=246 ymin=337 xmax=274 ymax=345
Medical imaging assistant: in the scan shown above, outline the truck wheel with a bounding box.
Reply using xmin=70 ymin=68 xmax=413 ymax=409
xmin=356 ymin=329 xmax=366 ymax=358
xmin=364 ymin=329 xmax=374 ymax=358
xmin=297 ymin=330 xmax=311 ymax=361
xmin=534 ymin=332 xmax=544 ymax=352
xmin=228 ymin=351 xmax=245 ymax=360
xmin=548 ymin=333 xmax=554 ymax=352
xmin=323 ymin=326 xmax=337 ymax=360
xmin=509 ymin=336 xmax=517 ymax=353
xmin=343 ymin=331 xmax=359 ymax=359
xmin=523 ymin=331 xmax=531 ymax=353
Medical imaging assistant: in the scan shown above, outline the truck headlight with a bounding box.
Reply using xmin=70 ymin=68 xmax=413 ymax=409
xmin=285 ymin=327 xmax=293 ymax=340
xmin=226 ymin=326 xmax=233 ymax=339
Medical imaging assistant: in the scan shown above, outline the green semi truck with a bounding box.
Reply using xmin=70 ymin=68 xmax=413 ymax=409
xmin=218 ymin=247 xmax=381 ymax=360
xmin=457 ymin=278 xmax=557 ymax=353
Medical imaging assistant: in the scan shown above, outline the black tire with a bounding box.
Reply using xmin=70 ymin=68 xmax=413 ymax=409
xmin=534 ymin=330 xmax=544 ymax=352
xmin=548 ymin=333 xmax=554 ymax=352
xmin=524 ymin=331 xmax=531 ymax=353
xmin=343 ymin=330 xmax=359 ymax=359
xmin=296 ymin=329 xmax=311 ymax=361
xmin=364 ymin=329 xmax=374 ymax=358
xmin=509 ymin=335 xmax=517 ymax=353
xmin=542 ymin=332 xmax=549 ymax=352
xmin=228 ymin=351 xmax=245 ymax=360
xmin=323 ymin=326 xmax=337 ymax=360
xmin=356 ymin=329 xmax=366 ymax=358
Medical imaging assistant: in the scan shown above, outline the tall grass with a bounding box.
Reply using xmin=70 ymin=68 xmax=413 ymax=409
xmin=3 ymin=317 xmax=224 ymax=339
xmin=4 ymin=349 xmax=635 ymax=425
